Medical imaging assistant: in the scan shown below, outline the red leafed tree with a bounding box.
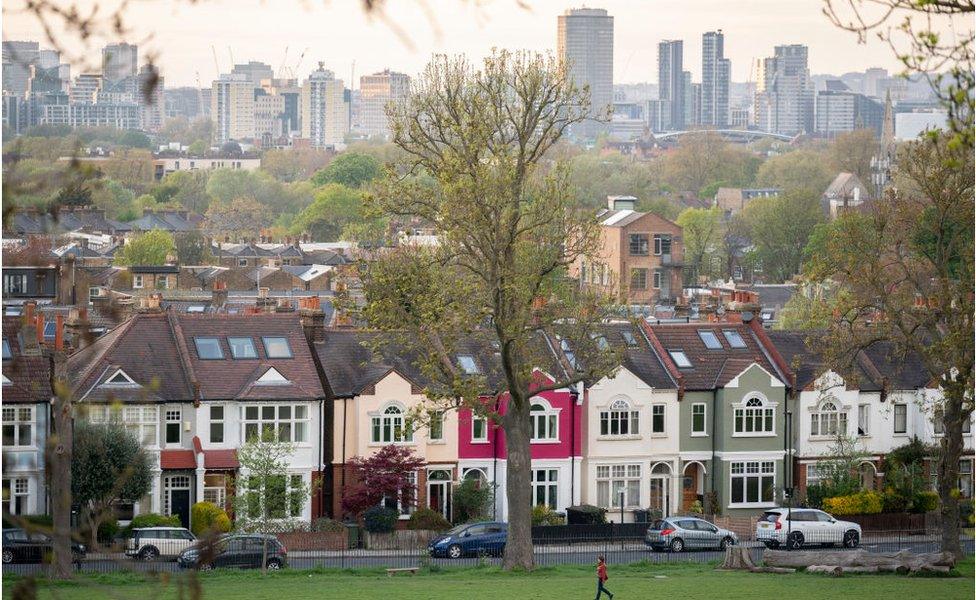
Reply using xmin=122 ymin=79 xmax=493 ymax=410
xmin=341 ymin=445 xmax=425 ymax=517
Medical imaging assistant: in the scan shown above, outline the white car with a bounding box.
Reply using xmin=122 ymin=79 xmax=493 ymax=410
xmin=756 ymin=508 xmax=861 ymax=549
xmin=125 ymin=527 xmax=197 ymax=561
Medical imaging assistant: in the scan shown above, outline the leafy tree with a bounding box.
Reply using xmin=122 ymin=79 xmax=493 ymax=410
xmin=95 ymin=150 xmax=155 ymax=191
xmin=739 ymin=188 xmax=824 ymax=283
xmin=206 ymin=169 xmax=310 ymax=216
xmin=186 ymin=140 xmax=208 ymax=156
xmin=675 ymin=206 xmax=724 ymax=284
xmin=565 ymin=152 xmax=666 ymax=213
xmin=117 ymin=130 xmax=152 ymax=149
xmin=204 ymin=197 xmax=271 ymax=241
xmin=755 ymin=149 xmax=833 ymax=193
xmin=452 ymin=478 xmax=493 ymax=525
xmin=340 ymin=218 xmax=389 ymax=247
xmin=828 ymin=129 xmax=877 ymax=183
xmin=361 ymin=51 xmax=620 ymax=570
xmin=341 ymin=445 xmax=425 ymax=517
xmin=153 ymin=170 xmax=211 ymax=215
xmin=310 ymin=152 xmax=381 ymax=188
xmin=775 ymin=292 xmax=833 ymax=330
xmin=91 ymin=179 xmax=137 ymax=220
xmin=114 ymin=229 xmax=175 ymax=266
xmin=262 ymin=148 xmax=334 ymax=183
xmin=803 ymin=134 xmax=973 ymax=556
xmin=175 ymin=230 xmax=213 ymax=265
xmin=289 ymin=183 xmax=364 ymax=241
xmin=72 ymin=422 xmax=152 ymax=545
xmin=54 ymin=181 xmax=94 ymax=207
xmin=659 ymin=131 xmax=760 ymax=196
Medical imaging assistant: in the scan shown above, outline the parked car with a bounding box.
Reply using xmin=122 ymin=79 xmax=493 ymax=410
xmin=756 ymin=508 xmax=861 ymax=549
xmin=177 ymin=534 xmax=287 ymax=570
xmin=644 ymin=517 xmax=738 ymax=552
xmin=1 ymin=528 xmax=86 ymax=565
xmin=125 ymin=527 xmax=197 ymax=561
xmin=428 ymin=522 xmax=507 ymax=559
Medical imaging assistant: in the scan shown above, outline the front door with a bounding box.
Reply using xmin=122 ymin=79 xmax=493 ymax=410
xmin=163 ymin=474 xmax=192 ymax=529
xmin=649 ymin=477 xmax=670 ymax=518
xmin=427 ymin=470 xmax=452 ymax=520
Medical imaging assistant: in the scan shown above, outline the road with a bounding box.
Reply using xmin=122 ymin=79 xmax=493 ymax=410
xmin=4 ymin=536 xmax=972 ymax=576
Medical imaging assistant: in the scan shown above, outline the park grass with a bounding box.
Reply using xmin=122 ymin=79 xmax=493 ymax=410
xmin=4 ymin=558 xmax=974 ymax=600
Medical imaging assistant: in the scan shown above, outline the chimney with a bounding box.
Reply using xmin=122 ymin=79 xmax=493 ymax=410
xmin=607 ymin=195 xmax=637 ymax=211
xmin=211 ymin=280 xmax=228 ymax=309
xmin=36 ymin=314 xmax=45 ymax=345
xmin=24 ymin=301 xmax=36 ymax=325
xmin=299 ymin=296 xmax=325 ymax=344
xmin=54 ymin=314 xmax=64 ymax=351
xmin=66 ymin=307 xmax=92 ymax=350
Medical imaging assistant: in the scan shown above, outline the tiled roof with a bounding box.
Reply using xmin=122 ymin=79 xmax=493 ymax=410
xmin=160 ymin=449 xmax=196 ymax=469
xmin=601 ymin=322 xmax=676 ymax=389
xmin=859 ymin=341 xmax=932 ymax=390
xmin=203 ymin=449 xmax=239 ymax=469
xmin=1 ymin=317 xmax=53 ymax=404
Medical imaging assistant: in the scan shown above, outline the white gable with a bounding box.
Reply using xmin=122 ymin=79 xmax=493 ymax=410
xmin=101 ymin=368 xmax=138 ymax=387
xmin=591 ymin=365 xmax=655 ymax=391
xmin=255 ymin=367 xmax=290 ymax=386
xmin=2 ymin=373 xmax=11 ymax=386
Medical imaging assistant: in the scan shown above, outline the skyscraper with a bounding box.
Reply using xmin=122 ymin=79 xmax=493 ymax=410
xmin=657 ymin=40 xmax=684 ymax=130
xmin=2 ymin=41 xmax=40 ymax=96
xmin=755 ymin=44 xmax=814 ymax=135
xmin=557 ymin=7 xmax=614 ymax=140
xmin=231 ymin=61 xmax=275 ymax=88
xmin=683 ymin=71 xmax=700 ymax=127
xmin=701 ymin=30 xmax=730 ymax=127
xmin=212 ymin=73 xmax=255 ymax=143
xmin=101 ymin=43 xmax=138 ymax=98
xmin=358 ymin=69 xmax=411 ymax=138
xmin=301 ymin=63 xmax=348 ymax=149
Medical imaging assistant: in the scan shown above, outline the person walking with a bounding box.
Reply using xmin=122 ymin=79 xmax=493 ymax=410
xmin=595 ymin=555 xmax=613 ymax=599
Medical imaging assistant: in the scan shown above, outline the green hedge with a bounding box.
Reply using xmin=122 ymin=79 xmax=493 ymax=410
xmin=363 ymin=506 xmax=398 ymax=533
xmin=406 ymin=508 xmax=451 ymax=531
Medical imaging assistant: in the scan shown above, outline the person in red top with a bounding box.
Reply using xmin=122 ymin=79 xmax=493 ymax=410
xmin=595 ymin=555 xmax=613 ymax=599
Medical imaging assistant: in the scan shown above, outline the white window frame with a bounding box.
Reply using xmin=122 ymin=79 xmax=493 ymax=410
xmin=532 ymin=468 xmax=559 ymax=509
xmin=729 ymin=460 xmax=776 ymax=508
xmin=381 ymin=470 xmax=417 ymax=518
xmin=2 ymin=407 xmax=34 ymax=447
xmin=210 ymin=405 xmax=225 ymax=444
xmin=132 ymin=274 xmax=144 ymax=289
xmin=428 ymin=411 xmax=444 ymax=442
xmin=893 ymin=403 xmax=908 ymax=435
xmin=3 ymin=274 xmax=28 ymax=294
xmin=241 ymin=472 xmax=306 ymax=520
xmin=471 ymin=415 xmax=488 ymax=442
xmin=650 ymin=404 xmax=666 ymax=434
xmin=2 ymin=478 xmax=30 ymax=515
xmin=87 ymin=405 xmax=159 ymax=447
xmin=810 ymin=400 xmax=848 ymax=438
xmin=243 ymin=404 xmax=309 ymax=444
xmin=733 ymin=395 xmax=777 ymax=437
xmin=959 ymin=459 xmax=973 ymax=500
xmin=530 ymin=399 xmax=559 ymax=443
xmin=857 ymin=404 xmax=870 ymax=436
xmin=165 ymin=408 xmax=182 ymax=446
xmin=596 ymin=464 xmax=641 ymax=509
xmin=599 ymin=399 xmax=639 ymax=437
xmin=203 ymin=473 xmax=227 ymax=507
xmin=652 ymin=270 xmax=662 ymax=290
xmin=370 ymin=404 xmax=413 ymax=444
xmin=691 ymin=402 xmax=707 ymax=436
xmin=805 ymin=463 xmax=823 ymax=487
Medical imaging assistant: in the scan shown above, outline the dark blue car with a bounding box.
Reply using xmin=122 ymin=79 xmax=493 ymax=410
xmin=427 ymin=522 xmax=507 ymax=559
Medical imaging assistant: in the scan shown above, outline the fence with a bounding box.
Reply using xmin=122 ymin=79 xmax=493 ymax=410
xmin=4 ymin=527 xmax=972 ymax=577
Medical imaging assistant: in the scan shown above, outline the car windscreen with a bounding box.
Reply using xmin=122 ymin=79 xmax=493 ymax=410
xmin=445 ymin=524 xmax=469 ymax=536
xmin=759 ymin=512 xmax=780 ymax=523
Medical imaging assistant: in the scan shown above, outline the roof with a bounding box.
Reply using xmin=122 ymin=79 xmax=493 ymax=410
xmin=739 ymin=284 xmax=798 ymax=311
xmin=129 ymin=265 xmax=180 ymax=274
xmin=160 ymin=449 xmax=196 ymax=469
xmin=5 ymin=208 xmax=126 ymax=236
xmin=68 ymin=311 xmax=325 ymax=403
xmin=125 ymin=211 xmax=200 ymax=232
xmin=647 ymin=322 xmax=786 ymax=390
xmin=823 ymin=172 xmax=869 ymax=199
xmin=1 ymin=316 xmax=53 ymax=404
xmin=599 ymin=322 xmax=676 ymax=389
xmin=281 ymin=264 xmax=333 ymax=282
xmin=859 ymin=341 xmax=932 ymax=389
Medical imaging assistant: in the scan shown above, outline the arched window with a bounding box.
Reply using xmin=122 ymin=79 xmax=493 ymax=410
xmin=734 ymin=395 xmax=775 ymax=434
xmin=530 ymin=400 xmax=558 ymax=441
xmin=811 ymin=399 xmax=847 ymax=438
xmin=463 ymin=468 xmax=488 ymax=489
xmin=371 ymin=404 xmax=413 ymax=443
xmin=600 ymin=399 xmax=639 ymax=436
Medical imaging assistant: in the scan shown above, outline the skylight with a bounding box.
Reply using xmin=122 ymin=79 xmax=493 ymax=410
xmin=228 ymin=337 xmax=258 ymax=359
xmin=186 ymin=305 xmax=206 ymax=313
xmin=561 ymin=338 xmax=578 ymax=370
xmin=698 ymin=330 xmax=722 ymax=349
xmin=457 ymin=355 xmax=480 ymax=375
xmin=620 ymin=330 xmax=638 ymax=347
xmin=723 ymin=330 xmax=747 ymax=349
xmin=2 ymin=338 xmax=11 ymax=360
xmin=43 ymin=321 xmax=57 ymax=340
xmin=669 ymin=349 xmax=692 ymax=368
xmin=262 ymin=337 xmax=293 ymax=359
xmin=194 ymin=337 xmax=224 ymax=360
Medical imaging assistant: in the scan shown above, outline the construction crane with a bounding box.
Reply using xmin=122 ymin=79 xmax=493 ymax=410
xmin=195 ymin=71 xmax=204 ymax=113
xmin=292 ymin=47 xmax=309 ymax=77
xmin=277 ymin=46 xmax=290 ymax=79
xmin=350 ymin=60 xmax=356 ymax=88
xmin=227 ymin=46 xmax=235 ymax=68
xmin=211 ymin=45 xmax=221 ymax=77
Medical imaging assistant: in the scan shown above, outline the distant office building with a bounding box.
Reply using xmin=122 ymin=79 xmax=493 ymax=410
xmin=755 ymin=44 xmax=814 ymax=136
xmin=164 ymin=87 xmax=208 ymax=120
xmin=557 ymin=7 xmax=614 ymax=140
xmin=262 ymin=78 xmax=301 ymax=135
xmin=138 ymin=64 xmax=165 ymax=132
xmin=2 ymin=41 xmax=40 ymax=96
xmin=815 ymin=90 xmax=883 ymax=137
xmin=684 ymin=73 xmax=701 ymax=127
xmin=701 ymin=31 xmax=730 ymax=127
xmin=101 ymin=42 xmax=138 ymax=98
xmin=212 ymin=73 xmax=255 ymax=143
xmin=862 ymin=67 xmax=887 ymax=97
xmin=231 ymin=61 xmax=275 ymax=88
xmin=730 ymin=108 xmax=750 ymax=129
xmin=70 ymin=73 xmax=103 ymax=105
xmin=645 ymin=99 xmax=671 ymax=132
xmin=358 ymin=69 xmax=410 ymax=138
xmin=40 ymin=102 xmax=141 ymax=129
xmin=657 ymin=40 xmax=684 ymax=130
xmin=254 ymin=91 xmax=286 ymax=140
xmin=876 ymin=76 xmax=910 ymax=102
xmin=301 ymin=63 xmax=348 ymax=149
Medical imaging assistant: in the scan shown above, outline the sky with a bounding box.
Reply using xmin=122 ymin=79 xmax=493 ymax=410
xmin=2 ymin=0 xmax=970 ymax=88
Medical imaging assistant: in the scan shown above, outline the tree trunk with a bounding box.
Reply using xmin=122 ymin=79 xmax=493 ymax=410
xmin=937 ymin=384 xmax=965 ymax=559
xmin=502 ymin=397 xmax=534 ymax=570
xmin=764 ymin=549 xmax=956 ymax=571
xmin=49 ymin=351 xmax=74 ymax=579
xmin=718 ymin=546 xmax=795 ymax=573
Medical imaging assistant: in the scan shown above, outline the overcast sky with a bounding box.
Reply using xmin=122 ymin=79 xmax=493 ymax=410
xmin=3 ymin=0 xmax=969 ymax=88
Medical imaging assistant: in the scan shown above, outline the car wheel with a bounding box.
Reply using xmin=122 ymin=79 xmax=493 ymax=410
xmin=669 ymin=538 xmax=684 ymax=553
xmin=787 ymin=532 xmax=804 ymax=550
xmin=720 ymin=536 xmax=734 ymax=550
xmin=843 ymin=530 xmax=860 ymax=548
xmin=447 ymin=544 xmax=463 ymax=559
xmin=198 ymin=562 xmax=213 ymax=571
xmin=266 ymin=558 xmax=282 ymax=570
xmin=763 ymin=540 xmax=780 ymax=549
xmin=140 ymin=546 xmax=159 ymax=562
xmin=2 ymin=549 xmax=14 ymax=564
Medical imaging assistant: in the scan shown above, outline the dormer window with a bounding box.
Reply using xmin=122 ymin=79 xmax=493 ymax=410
xmin=560 ymin=339 xmax=578 ymax=370
xmin=2 ymin=338 xmax=11 ymax=360
xmin=723 ymin=330 xmax=746 ymax=349
xmin=620 ymin=331 xmax=637 ymax=347
xmin=194 ymin=337 xmax=224 ymax=360
xmin=457 ymin=355 xmax=480 ymax=375
xmin=102 ymin=369 xmax=138 ymax=387
xmin=668 ymin=349 xmax=692 ymax=368
xmin=698 ymin=330 xmax=722 ymax=349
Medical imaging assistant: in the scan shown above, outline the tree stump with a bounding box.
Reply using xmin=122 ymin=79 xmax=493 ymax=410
xmin=718 ymin=546 xmax=796 ymax=574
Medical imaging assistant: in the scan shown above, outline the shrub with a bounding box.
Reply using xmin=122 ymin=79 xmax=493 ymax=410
xmin=191 ymin=502 xmax=232 ymax=536
xmin=531 ymin=504 xmax=564 ymax=526
xmin=805 ymin=484 xmax=827 ymax=509
xmin=688 ymin=500 xmax=704 ymax=515
xmin=363 ymin=506 xmax=398 ymax=533
xmin=823 ymin=491 xmax=883 ymax=516
xmin=97 ymin=518 xmax=120 ymax=543
xmin=960 ymin=500 xmax=974 ymax=526
xmin=312 ymin=517 xmax=346 ymax=533
xmin=911 ymin=491 xmax=939 ymax=514
xmin=566 ymin=504 xmax=606 ymax=525
xmin=452 ymin=478 xmax=493 ymax=525
xmin=126 ymin=513 xmax=182 ymax=533
xmin=406 ymin=508 xmax=452 ymax=531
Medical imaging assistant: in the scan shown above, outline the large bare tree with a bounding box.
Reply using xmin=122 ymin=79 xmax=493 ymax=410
xmin=359 ymin=50 xmax=618 ymax=569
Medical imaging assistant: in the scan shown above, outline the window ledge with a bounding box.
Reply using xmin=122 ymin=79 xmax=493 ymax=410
xmin=728 ymin=502 xmax=777 ymax=509
xmin=427 ymin=440 xmax=446 ymax=445
xmin=649 ymin=433 xmax=668 ymax=438
xmin=368 ymin=441 xmax=416 ymax=447
xmin=731 ymin=432 xmax=777 ymax=438
xmin=596 ymin=435 xmax=642 ymax=441
xmin=690 ymin=432 xmax=709 ymax=438
xmin=530 ymin=439 xmax=561 ymax=445
xmin=470 ymin=440 xmax=490 ymax=445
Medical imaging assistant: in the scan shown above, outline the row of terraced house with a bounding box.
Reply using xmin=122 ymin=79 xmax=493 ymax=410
xmin=3 ymin=298 xmax=973 ymax=528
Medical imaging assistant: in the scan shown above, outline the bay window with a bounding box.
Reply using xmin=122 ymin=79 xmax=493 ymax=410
xmin=87 ymin=405 xmax=158 ymax=446
xmin=596 ymin=464 xmax=641 ymax=508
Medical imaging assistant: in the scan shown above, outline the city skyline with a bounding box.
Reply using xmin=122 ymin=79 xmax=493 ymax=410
xmin=3 ymin=0 xmax=968 ymax=89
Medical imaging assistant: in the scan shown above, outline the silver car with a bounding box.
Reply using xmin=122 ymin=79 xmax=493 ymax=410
xmin=645 ymin=516 xmax=738 ymax=552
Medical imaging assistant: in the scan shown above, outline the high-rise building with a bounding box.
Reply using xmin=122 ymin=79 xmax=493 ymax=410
xmin=2 ymin=41 xmax=40 ymax=96
xmin=101 ymin=43 xmax=138 ymax=98
xmin=301 ymin=63 xmax=348 ymax=149
xmin=657 ymin=40 xmax=684 ymax=130
xmin=231 ymin=61 xmax=275 ymax=88
xmin=254 ymin=90 xmax=286 ymax=139
xmin=557 ymin=7 xmax=614 ymax=140
xmin=164 ymin=87 xmax=208 ymax=120
xmin=358 ymin=69 xmax=410 ymax=138
xmin=862 ymin=67 xmax=888 ymax=97
xmin=755 ymin=44 xmax=814 ymax=135
xmin=815 ymin=90 xmax=883 ymax=137
xmin=645 ymin=99 xmax=671 ymax=132
xmin=701 ymin=30 xmax=730 ymax=127
xmin=138 ymin=64 xmax=165 ymax=132
xmin=262 ymin=78 xmax=301 ymax=136
xmin=70 ymin=73 xmax=103 ymax=105
xmin=683 ymin=71 xmax=700 ymax=127
xmin=211 ymin=73 xmax=255 ymax=143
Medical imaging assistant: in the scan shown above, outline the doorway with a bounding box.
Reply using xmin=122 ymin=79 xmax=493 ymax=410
xmin=163 ymin=474 xmax=192 ymax=528
xmin=427 ymin=469 xmax=452 ymax=520
xmin=649 ymin=463 xmax=672 ymax=518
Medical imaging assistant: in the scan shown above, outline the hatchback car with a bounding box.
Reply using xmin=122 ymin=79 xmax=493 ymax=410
xmin=177 ymin=534 xmax=287 ymax=570
xmin=428 ymin=522 xmax=507 ymax=559
xmin=126 ymin=527 xmax=197 ymax=561
xmin=756 ymin=508 xmax=861 ymax=549
xmin=644 ymin=517 xmax=738 ymax=552
xmin=1 ymin=528 xmax=86 ymax=565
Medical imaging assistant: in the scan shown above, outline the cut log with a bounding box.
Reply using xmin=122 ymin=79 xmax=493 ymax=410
xmin=807 ymin=565 xmax=880 ymax=575
xmin=717 ymin=547 xmax=795 ymax=574
xmin=764 ymin=549 xmax=956 ymax=573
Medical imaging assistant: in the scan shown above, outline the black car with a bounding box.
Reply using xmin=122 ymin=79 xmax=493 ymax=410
xmin=177 ymin=534 xmax=287 ymax=571
xmin=1 ymin=528 xmax=86 ymax=565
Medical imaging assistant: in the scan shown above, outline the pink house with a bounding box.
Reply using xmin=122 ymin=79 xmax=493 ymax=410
xmin=457 ymin=371 xmax=583 ymax=521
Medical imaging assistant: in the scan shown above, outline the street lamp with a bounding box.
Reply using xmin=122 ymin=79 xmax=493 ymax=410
xmin=618 ymin=490 xmax=625 ymax=524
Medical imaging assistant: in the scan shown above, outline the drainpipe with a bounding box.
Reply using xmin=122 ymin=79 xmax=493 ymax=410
xmin=340 ymin=397 xmax=348 ymax=519
xmin=710 ymin=389 xmax=718 ymax=513
xmin=570 ymin=383 xmax=580 ymax=510
xmin=317 ymin=397 xmax=323 ymax=519
xmin=492 ymin=395 xmax=500 ymax=521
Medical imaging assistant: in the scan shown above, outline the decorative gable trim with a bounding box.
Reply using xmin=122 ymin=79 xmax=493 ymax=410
xmin=723 ymin=362 xmax=786 ymax=389
xmin=255 ymin=367 xmax=291 ymax=386
xmin=101 ymin=368 xmax=139 ymax=387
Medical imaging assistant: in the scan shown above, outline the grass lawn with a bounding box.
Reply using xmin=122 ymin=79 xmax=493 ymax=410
xmin=5 ymin=559 xmax=974 ymax=600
